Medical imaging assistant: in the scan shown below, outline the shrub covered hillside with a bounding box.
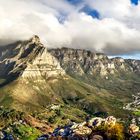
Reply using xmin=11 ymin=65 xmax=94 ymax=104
xmin=0 ymin=106 xmax=140 ymax=140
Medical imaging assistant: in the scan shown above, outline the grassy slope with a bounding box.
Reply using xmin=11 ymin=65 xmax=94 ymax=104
xmin=0 ymin=73 xmax=136 ymax=118
xmin=0 ymin=73 xmax=140 ymax=139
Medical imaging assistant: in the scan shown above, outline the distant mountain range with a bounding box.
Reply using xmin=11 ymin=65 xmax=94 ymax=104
xmin=0 ymin=35 xmax=140 ymax=118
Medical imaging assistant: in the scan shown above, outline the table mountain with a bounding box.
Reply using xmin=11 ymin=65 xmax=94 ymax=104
xmin=49 ymin=47 xmax=140 ymax=76
xmin=0 ymin=36 xmax=140 ymax=118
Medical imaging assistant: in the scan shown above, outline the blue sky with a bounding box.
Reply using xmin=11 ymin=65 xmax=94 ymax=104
xmin=67 ymin=0 xmax=139 ymax=5
xmin=131 ymin=0 xmax=139 ymax=5
xmin=121 ymin=54 xmax=140 ymax=60
xmin=67 ymin=0 xmax=139 ymax=17
xmin=110 ymin=53 xmax=140 ymax=60
xmin=80 ymin=5 xmax=100 ymax=19
xmin=67 ymin=0 xmax=83 ymax=5
xmin=67 ymin=0 xmax=100 ymax=19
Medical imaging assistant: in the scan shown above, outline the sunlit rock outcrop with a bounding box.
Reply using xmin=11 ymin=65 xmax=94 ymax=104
xmin=49 ymin=48 xmax=140 ymax=77
xmin=0 ymin=35 xmax=65 ymax=85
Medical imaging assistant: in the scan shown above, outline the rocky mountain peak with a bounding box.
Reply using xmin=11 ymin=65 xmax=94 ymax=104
xmin=0 ymin=36 xmax=65 ymax=86
xmin=30 ymin=35 xmax=41 ymax=45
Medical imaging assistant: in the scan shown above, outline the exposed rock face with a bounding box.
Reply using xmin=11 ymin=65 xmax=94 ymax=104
xmin=22 ymin=48 xmax=64 ymax=79
xmin=126 ymin=59 xmax=140 ymax=73
xmin=0 ymin=35 xmax=64 ymax=85
xmin=21 ymin=37 xmax=65 ymax=79
xmin=0 ymin=38 xmax=140 ymax=84
xmin=49 ymin=48 xmax=140 ymax=76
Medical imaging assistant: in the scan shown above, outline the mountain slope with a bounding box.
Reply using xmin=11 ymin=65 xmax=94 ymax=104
xmin=0 ymin=35 xmax=66 ymax=111
xmin=49 ymin=47 xmax=140 ymax=94
xmin=0 ymin=36 xmax=140 ymax=119
xmin=0 ymin=35 xmax=65 ymax=86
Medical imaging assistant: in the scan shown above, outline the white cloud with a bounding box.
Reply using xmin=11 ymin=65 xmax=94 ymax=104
xmin=0 ymin=0 xmax=140 ymax=55
xmin=64 ymin=13 xmax=140 ymax=54
xmin=85 ymin=0 xmax=140 ymax=29
xmin=86 ymin=0 xmax=131 ymax=19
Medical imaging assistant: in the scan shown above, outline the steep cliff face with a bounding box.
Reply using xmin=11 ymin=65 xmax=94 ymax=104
xmin=21 ymin=38 xmax=65 ymax=79
xmin=0 ymin=36 xmax=66 ymax=112
xmin=0 ymin=35 xmax=64 ymax=85
xmin=49 ymin=48 xmax=140 ymax=76
xmin=126 ymin=59 xmax=140 ymax=73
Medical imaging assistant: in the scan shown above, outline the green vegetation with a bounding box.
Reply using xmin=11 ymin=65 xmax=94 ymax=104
xmin=134 ymin=111 xmax=140 ymax=116
xmin=0 ymin=107 xmax=24 ymax=128
xmin=0 ymin=107 xmax=41 ymax=139
xmin=0 ymin=79 xmax=6 ymax=84
xmin=0 ymin=63 xmax=140 ymax=139
xmin=92 ymin=123 xmax=125 ymax=140
xmin=13 ymin=124 xmax=41 ymax=140
xmin=0 ymin=73 xmax=139 ymax=118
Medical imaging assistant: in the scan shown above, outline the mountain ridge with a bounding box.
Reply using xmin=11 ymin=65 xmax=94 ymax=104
xmin=49 ymin=47 xmax=140 ymax=77
xmin=0 ymin=35 xmax=140 ymax=118
xmin=0 ymin=35 xmax=65 ymax=86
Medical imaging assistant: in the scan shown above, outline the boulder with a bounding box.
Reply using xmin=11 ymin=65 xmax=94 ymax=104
xmin=89 ymin=117 xmax=105 ymax=127
xmin=0 ymin=131 xmax=4 ymax=139
xmin=37 ymin=134 xmax=49 ymax=140
xmin=129 ymin=124 xmax=139 ymax=134
xmin=73 ymin=126 xmax=92 ymax=136
xmin=105 ymin=116 xmax=116 ymax=127
xmin=91 ymin=135 xmax=103 ymax=140
xmin=71 ymin=122 xmax=86 ymax=130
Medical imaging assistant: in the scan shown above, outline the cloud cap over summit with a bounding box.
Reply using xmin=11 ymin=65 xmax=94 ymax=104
xmin=0 ymin=0 xmax=140 ymax=56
